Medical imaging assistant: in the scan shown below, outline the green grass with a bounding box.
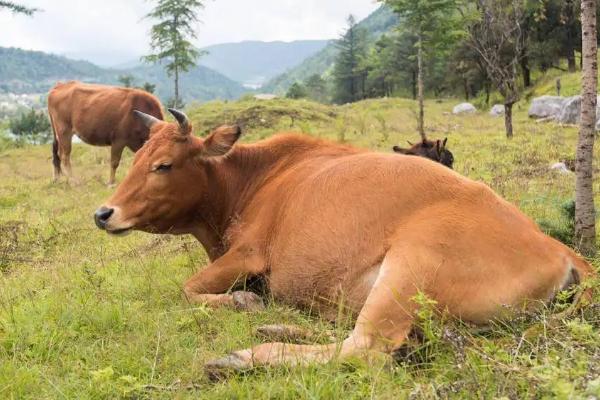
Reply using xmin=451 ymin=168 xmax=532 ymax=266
xmin=1 ymin=97 xmax=600 ymax=399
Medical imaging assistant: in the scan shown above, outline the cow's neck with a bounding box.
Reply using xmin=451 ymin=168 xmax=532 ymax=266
xmin=192 ymin=142 xmax=294 ymax=261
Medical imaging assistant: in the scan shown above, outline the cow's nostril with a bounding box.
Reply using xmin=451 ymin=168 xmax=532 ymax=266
xmin=94 ymin=207 xmax=114 ymax=229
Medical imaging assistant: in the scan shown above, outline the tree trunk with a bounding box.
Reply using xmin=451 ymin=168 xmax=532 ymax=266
xmin=411 ymin=70 xmax=417 ymax=100
xmin=417 ymin=32 xmax=425 ymax=141
xmin=566 ymin=0 xmax=578 ymax=73
xmin=521 ymin=56 xmax=531 ymax=87
xmin=174 ymin=65 xmax=180 ymax=107
xmin=504 ymin=103 xmax=513 ymax=139
xmin=485 ymin=82 xmax=490 ymax=106
xmin=575 ymin=0 xmax=597 ymax=256
xmin=463 ymin=77 xmax=469 ymax=100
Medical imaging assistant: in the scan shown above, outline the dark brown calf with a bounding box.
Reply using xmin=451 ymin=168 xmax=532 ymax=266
xmin=393 ymin=138 xmax=454 ymax=168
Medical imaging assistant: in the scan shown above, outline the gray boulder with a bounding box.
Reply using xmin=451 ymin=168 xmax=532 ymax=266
xmin=452 ymin=103 xmax=477 ymax=115
xmin=557 ymin=96 xmax=581 ymax=124
xmin=490 ymin=104 xmax=505 ymax=117
xmin=557 ymin=95 xmax=600 ymax=126
xmin=528 ymin=96 xmax=566 ymax=119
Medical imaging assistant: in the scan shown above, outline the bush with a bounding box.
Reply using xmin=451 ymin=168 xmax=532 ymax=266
xmin=9 ymin=108 xmax=51 ymax=144
xmin=286 ymin=82 xmax=308 ymax=99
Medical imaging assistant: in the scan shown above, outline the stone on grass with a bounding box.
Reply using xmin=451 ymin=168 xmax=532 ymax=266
xmin=452 ymin=103 xmax=477 ymax=115
xmin=490 ymin=104 xmax=505 ymax=117
xmin=528 ymin=96 xmax=566 ymax=119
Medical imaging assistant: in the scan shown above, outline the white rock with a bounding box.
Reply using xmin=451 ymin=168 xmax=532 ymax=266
xmin=490 ymin=104 xmax=505 ymax=117
xmin=452 ymin=103 xmax=477 ymax=115
xmin=528 ymin=96 xmax=566 ymax=119
xmin=550 ymin=162 xmax=571 ymax=174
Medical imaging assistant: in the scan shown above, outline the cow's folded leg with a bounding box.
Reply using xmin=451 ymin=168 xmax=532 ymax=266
xmin=185 ymin=292 xmax=264 ymax=311
xmin=204 ymin=249 xmax=418 ymax=379
xmin=183 ymin=246 xmax=265 ymax=311
xmin=255 ymin=324 xmax=317 ymax=342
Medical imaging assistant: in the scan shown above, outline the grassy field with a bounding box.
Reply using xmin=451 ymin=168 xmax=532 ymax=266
xmin=1 ymin=97 xmax=600 ymax=399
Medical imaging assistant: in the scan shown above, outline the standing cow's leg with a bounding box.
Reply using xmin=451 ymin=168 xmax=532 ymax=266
xmin=58 ymin=132 xmax=77 ymax=184
xmin=204 ymin=248 xmax=420 ymax=378
xmin=183 ymin=245 xmax=267 ymax=311
xmin=49 ymin=112 xmax=62 ymax=181
xmin=109 ymin=143 xmax=126 ymax=187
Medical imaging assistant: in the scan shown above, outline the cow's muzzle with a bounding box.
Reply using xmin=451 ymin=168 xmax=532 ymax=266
xmin=94 ymin=206 xmax=114 ymax=230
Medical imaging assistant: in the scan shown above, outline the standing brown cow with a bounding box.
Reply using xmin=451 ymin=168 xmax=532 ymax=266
xmin=48 ymin=81 xmax=164 ymax=185
xmin=95 ymin=110 xmax=595 ymax=377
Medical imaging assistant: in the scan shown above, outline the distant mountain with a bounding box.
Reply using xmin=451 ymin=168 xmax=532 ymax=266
xmin=0 ymin=47 xmax=248 ymax=102
xmin=199 ymin=40 xmax=330 ymax=88
xmin=262 ymin=6 xmax=400 ymax=95
xmin=116 ymin=40 xmax=331 ymax=89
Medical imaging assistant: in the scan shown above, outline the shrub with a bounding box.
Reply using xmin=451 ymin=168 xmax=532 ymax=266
xmin=9 ymin=108 xmax=51 ymax=144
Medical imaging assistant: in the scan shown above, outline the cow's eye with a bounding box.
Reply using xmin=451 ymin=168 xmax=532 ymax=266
xmin=154 ymin=163 xmax=172 ymax=173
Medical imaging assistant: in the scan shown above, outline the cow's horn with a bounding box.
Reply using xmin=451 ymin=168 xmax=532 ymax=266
xmin=133 ymin=110 xmax=160 ymax=129
xmin=168 ymin=108 xmax=190 ymax=135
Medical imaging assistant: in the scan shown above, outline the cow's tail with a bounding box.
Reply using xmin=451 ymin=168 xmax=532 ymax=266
xmin=49 ymin=111 xmax=61 ymax=176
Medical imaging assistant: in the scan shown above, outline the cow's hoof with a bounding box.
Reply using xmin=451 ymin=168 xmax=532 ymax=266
xmin=256 ymin=324 xmax=313 ymax=342
xmin=232 ymin=291 xmax=265 ymax=312
xmin=204 ymin=352 xmax=252 ymax=381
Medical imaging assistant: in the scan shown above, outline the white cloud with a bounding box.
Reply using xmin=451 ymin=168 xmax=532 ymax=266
xmin=0 ymin=0 xmax=379 ymax=66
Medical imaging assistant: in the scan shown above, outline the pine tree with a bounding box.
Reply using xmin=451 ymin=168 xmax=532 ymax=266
xmin=143 ymin=0 xmax=206 ymax=108
xmin=286 ymin=83 xmax=308 ymax=99
xmin=332 ymin=15 xmax=369 ymax=104
xmin=382 ymin=0 xmax=464 ymax=140
xmin=304 ymin=74 xmax=328 ymax=103
xmin=0 ymin=1 xmax=37 ymax=15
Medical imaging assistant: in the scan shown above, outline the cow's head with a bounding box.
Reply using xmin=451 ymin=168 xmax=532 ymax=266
xmin=94 ymin=108 xmax=241 ymax=235
xmin=393 ymin=138 xmax=454 ymax=169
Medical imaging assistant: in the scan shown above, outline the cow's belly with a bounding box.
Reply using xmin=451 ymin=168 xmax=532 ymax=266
xmin=75 ymin=130 xmax=112 ymax=146
xmin=266 ymin=253 xmax=384 ymax=320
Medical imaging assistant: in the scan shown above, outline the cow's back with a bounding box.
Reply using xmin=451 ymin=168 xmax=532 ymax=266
xmin=249 ymin=151 xmax=558 ymax=316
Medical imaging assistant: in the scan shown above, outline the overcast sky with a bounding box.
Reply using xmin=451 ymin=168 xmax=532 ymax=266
xmin=0 ymin=0 xmax=380 ymax=67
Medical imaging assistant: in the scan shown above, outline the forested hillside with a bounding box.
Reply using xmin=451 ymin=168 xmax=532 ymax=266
xmin=262 ymin=5 xmax=399 ymax=94
xmin=0 ymin=47 xmax=247 ymax=102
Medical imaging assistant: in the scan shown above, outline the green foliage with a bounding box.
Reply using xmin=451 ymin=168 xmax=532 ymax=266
xmin=285 ymin=82 xmax=308 ymax=99
xmin=8 ymin=108 xmax=51 ymax=144
xmin=117 ymin=74 xmax=135 ymax=88
xmin=139 ymin=82 xmax=156 ymax=94
xmin=143 ymin=0 xmax=207 ymax=103
xmin=332 ymin=15 xmax=370 ymax=104
xmin=304 ymin=74 xmax=329 ymax=103
xmin=0 ymin=1 xmax=38 ymax=15
xmin=262 ymin=6 xmax=399 ymax=95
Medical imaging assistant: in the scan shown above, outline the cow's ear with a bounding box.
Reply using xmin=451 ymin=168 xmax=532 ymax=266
xmin=442 ymin=137 xmax=448 ymax=147
xmin=200 ymin=125 xmax=242 ymax=157
xmin=435 ymin=140 xmax=443 ymax=156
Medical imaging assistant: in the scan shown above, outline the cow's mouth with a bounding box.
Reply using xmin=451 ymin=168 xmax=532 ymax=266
xmin=106 ymin=227 xmax=133 ymax=236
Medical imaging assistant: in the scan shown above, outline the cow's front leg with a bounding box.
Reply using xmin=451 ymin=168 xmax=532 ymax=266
xmin=183 ymin=245 xmax=266 ymax=311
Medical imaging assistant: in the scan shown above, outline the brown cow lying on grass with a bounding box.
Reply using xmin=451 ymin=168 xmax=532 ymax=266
xmin=94 ymin=109 xmax=595 ymax=377
xmin=48 ymin=81 xmax=164 ymax=185
xmin=393 ymin=138 xmax=454 ymax=168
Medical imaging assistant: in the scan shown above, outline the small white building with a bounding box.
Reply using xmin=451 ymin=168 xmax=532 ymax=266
xmin=254 ymin=94 xmax=278 ymax=101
